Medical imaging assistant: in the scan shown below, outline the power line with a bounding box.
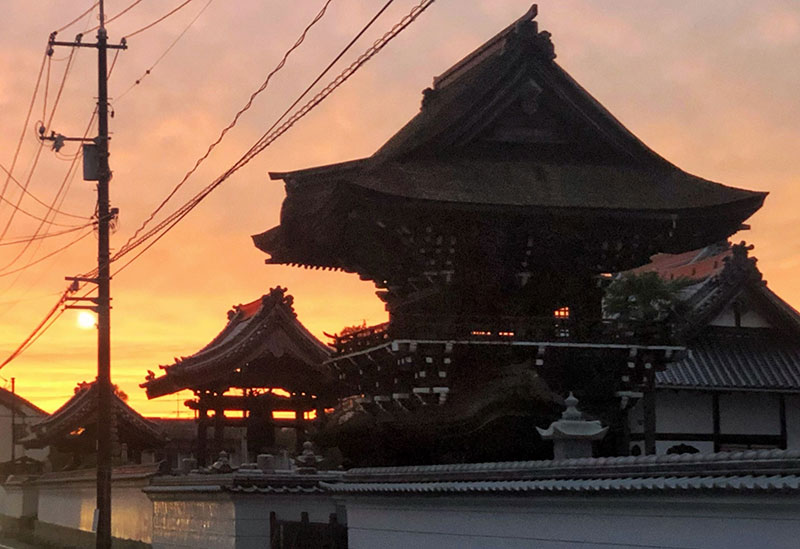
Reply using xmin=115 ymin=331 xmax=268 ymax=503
xmin=0 ymin=46 xmax=78 ymax=242
xmin=0 ymin=224 xmax=92 ymax=247
xmin=54 ymin=2 xmax=100 ymax=34
xmin=101 ymin=0 xmax=145 ymax=29
xmin=0 ymin=51 xmax=47 ymax=218
xmin=111 ymin=0 xmax=436 ymax=273
xmin=0 ymin=111 xmax=97 ymax=273
xmin=0 ymin=229 xmax=94 ymax=279
xmin=84 ymin=0 xmax=145 ymax=35
xmin=124 ymin=0 xmax=335 ymax=246
xmin=0 ymin=0 xmax=438 ymax=377
xmin=0 ymin=161 xmax=90 ymax=221
xmin=114 ymin=0 xmax=214 ymax=102
xmin=112 ymin=0 xmax=399 ymax=272
xmin=0 ymin=289 xmax=69 ymax=370
xmin=123 ymin=0 xmax=197 ymax=40
xmin=0 ymin=182 xmax=85 ymax=227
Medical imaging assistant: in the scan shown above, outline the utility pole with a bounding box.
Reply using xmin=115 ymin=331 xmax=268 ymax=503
xmin=45 ymin=2 xmax=125 ymax=547
xmin=94 ymin=2 xmax=113 ymax=545
xmin=10 ymin=377 xmax=15 ymax=464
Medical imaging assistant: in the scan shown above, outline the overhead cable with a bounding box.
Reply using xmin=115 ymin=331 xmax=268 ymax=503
xmin=0 ymin=110 xmax=96 ymax=272
xmin=111 ymin=0 xmax=436 ymax=270
xmin=0 ymin=229 xmax=94 ymax=279
xmin=1 ymin=0 xmax=437 ymax=370
xmin=0 ymin=224 xmax=92 ymax=248
xmin=0 ymin=52 xmax=47 ymax=217
xmin=0 ymin=289 xmax=69 ymax=370
xmin=114 ymin=0 xmax=214 ymax=102
xmin=0 ymin=161 xmax=90 ymax=221
xmin=124 ymin=0 xmax=197 ymax=39
xmin=93 ymin=0 xmax=145 ymax=31
xmin=124 ymin=0 xmax=335 ymax=246
xmin=0 ymin=46 xmax=78 ymax=242
xmin=54 ymin=2 xmax=100 ymax=34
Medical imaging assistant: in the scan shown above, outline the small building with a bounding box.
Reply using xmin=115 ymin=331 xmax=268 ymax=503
xmin=628 ymin=242 xmax=800 ymax=454
xmin=141 ymin=287 xmax=335 ymax=466
xmin=23 ymin=381 xmax=167 ymax=470
xmin=0 ymin=386 xmax=48 ymax=472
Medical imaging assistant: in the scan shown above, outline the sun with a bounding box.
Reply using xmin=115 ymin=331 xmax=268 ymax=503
xmin=77 ymin=311 xmax=96 ymax=330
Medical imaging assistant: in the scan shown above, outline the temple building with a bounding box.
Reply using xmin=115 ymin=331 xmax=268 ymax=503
xmin=630 ymin=242 xmax=800 ymax=454
xmin=22 ymin=382 xmax=167 ymax=470
xmin=141 ymin=287 xmax=335 ymax=466
xmin=251 ymin=6 xmax=766 ymax=464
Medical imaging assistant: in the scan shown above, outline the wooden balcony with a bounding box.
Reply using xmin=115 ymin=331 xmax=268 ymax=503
xmin=331 ymin=315 xmax=674 ymax=355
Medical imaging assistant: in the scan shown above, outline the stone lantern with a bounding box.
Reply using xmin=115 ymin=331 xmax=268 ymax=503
xmin=537 ymin=393 xmax=608 ymax=460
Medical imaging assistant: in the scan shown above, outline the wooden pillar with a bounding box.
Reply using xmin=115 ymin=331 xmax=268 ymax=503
xmin=712 ymin=392 xmax=721 ymax=452
xmin=780 ymin=394 xmax=787 ymax=450
xmin=294 ymin=394 xmax=305 ymax=453
xmin=643 ymin=373 xmax=656 ymax=455
xmin=619 ymin=403 xmax=631 ymax=456
xmin=315 ymin=401 xmax=326 ymax=427
xmin=214 ymin=400 xmax=225 ymax=458
xmin=197 ymin=405 xmax=208 ymax=467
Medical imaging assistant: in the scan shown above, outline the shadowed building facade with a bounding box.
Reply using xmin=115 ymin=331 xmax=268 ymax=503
xmin=253 ymin=6 xmax=766 ymax=465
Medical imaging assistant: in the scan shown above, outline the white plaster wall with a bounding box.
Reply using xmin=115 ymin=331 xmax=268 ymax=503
xmin=0 ymin=404 xmax=49 ymax=463
xmin=787 ymin=395 xmax=800 ymax=450
xmin=0 ymin=403 xmax=48 ymax=463
xmin=150 ymin=490 xmax=340 ymax=549
xmin=0 ymin=484 xmax=11 ymax=517
xmin=37 ymin=477 xmax=153 ymax=544
xmin=151 ymin=493 xmax=236 ymax=549
xmin=709 ymin=306 xmax=771 ymax=328
xmin=0 ymin=406 xmax=10 ymax=463
xmin=0 ymin=483 xmax=38 ymax=519
xmin=345 ymin=496 xmax=800 ymax=549
xmin=37 ymin=483 xmax=95 ymax=533
xmin=719 ymin=392 xmax=781 ymax=435
xmin=655 ymin=391 xmax=713 ymax=433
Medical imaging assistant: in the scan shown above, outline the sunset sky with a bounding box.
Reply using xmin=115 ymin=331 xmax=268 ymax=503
xmin=0 ymin=0 xmax=798 ymax=417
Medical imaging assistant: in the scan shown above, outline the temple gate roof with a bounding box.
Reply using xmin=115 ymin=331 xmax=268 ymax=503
xmin=141 ymin=287 xmax=333 ymax=399
xmin=256 ymin=5 xmax=766 ymax=270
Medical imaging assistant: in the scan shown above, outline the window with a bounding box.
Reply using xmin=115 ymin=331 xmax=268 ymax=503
xmin=553 ymin=307 xmax=570 ymax=319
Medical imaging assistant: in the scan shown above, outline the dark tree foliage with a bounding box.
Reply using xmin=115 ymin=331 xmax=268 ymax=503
xmin=604 ymin=271 xmax=692 ymax=324
xmin=74 ymin=380 xmax=129 ymax=402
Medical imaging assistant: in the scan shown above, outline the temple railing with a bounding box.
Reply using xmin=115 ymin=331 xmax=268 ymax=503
xmin=331 ymin=315 xmax=674 ymax=355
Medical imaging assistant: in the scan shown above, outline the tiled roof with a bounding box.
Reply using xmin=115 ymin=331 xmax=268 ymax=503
xmin=325 ymin=449 xmax=800 ymax=495
xmin=142 ymin=287 xmax=333 ymax=398
xmin=226 ymin=485 xmax=326 ymax=495
xmin=258 ymin=8 xmax=765 ymax=269
xmin=323 ymin=475 xmax=800 ymax=495
xmin=0 ymin=387 xmax=47 ymax=416
xmin=147 ymin=469 xmax=342 ymax=496
xmin=36 ymin=463 xmax=162 ymax=484
xmin=23 ymin=382 xmax=167 ymax=449
xmin=658 ymin=328 xmax=800 ymax=391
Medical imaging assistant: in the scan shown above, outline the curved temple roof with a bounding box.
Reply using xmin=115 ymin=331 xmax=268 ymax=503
xmin=141 ymin=287 xmax=333 ymax=399
xmin=23 ymin=382 xmax=166 ymax=450
xmin=257 ymin=5 xmax=765 ymax=267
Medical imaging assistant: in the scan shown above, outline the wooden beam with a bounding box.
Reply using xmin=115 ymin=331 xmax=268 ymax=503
xmin=643 ymin=374 xmax=656 ymax=455
xmin=780 ymin=394 xmax=787 ymax=450
xmin=712 ymin=393 xmax=721 ymax=452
